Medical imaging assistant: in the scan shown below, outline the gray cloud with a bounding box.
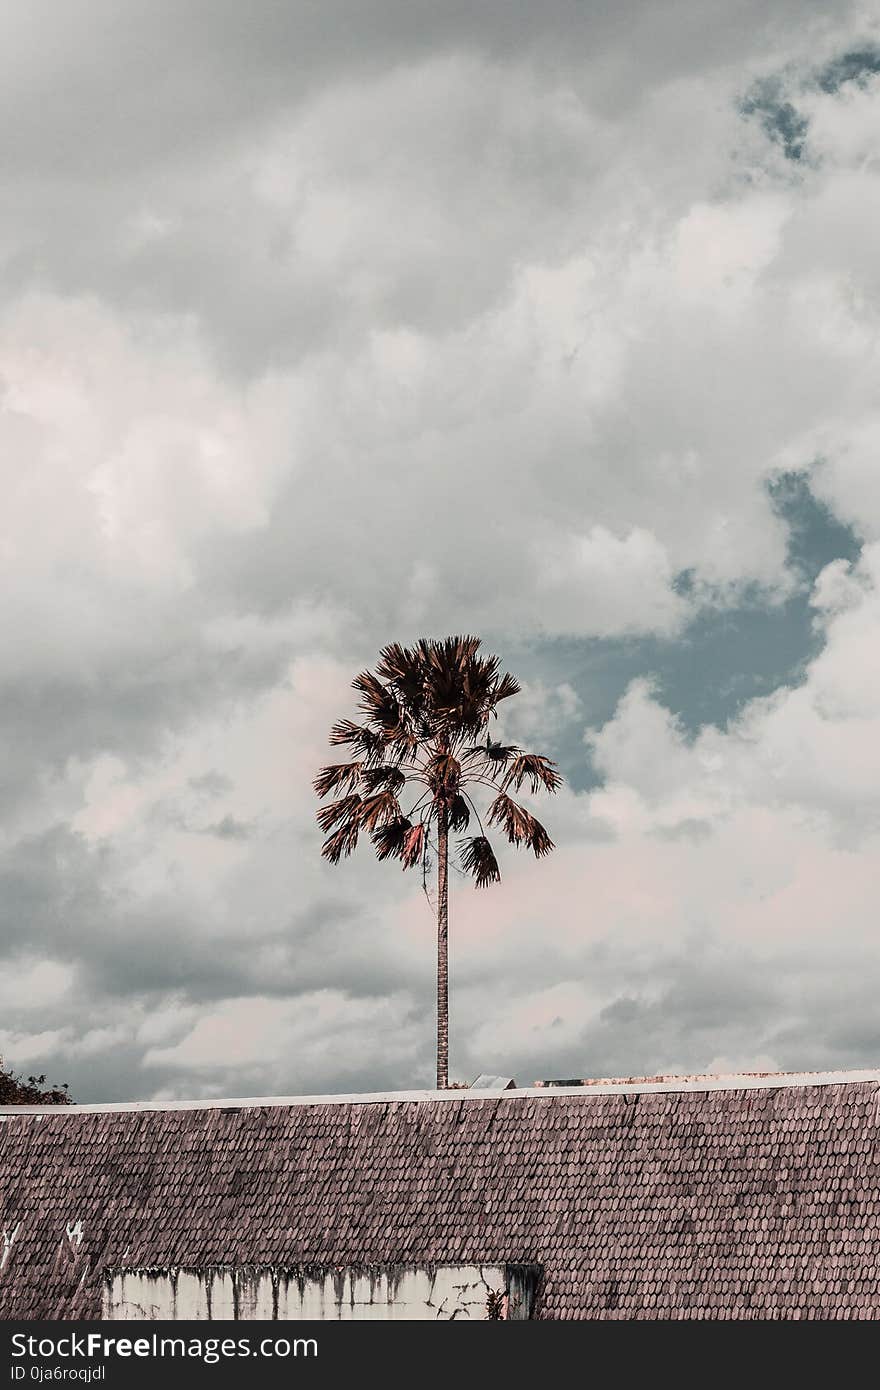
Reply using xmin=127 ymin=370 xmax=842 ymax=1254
xmin=0 ymin=1 xmax=854 ymax=369
xmin=202 ymin=814 xmax=252 ymax=841
xmin=2 ymin=1 xmax=844 ymax=170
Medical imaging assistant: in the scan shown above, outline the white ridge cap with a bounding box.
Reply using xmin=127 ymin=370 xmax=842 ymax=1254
xmin=2 ymin=1069 xmax=880 ymax=1116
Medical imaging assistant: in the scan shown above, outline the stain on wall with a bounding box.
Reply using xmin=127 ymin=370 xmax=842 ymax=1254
xmin=103 ymin=1263 xmax=539 ymax=1320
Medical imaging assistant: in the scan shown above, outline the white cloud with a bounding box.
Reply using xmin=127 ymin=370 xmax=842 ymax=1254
xmin=0 ymin=960 xmax=73 ymax=1013
xmin=671 ymin=194 xmax=790 ymax=312
xmin=143 ymin=990 xmax=422 ymax=1095
xmin=499 ymin=679 xmax=583 ymax=748
xmin=0 ymin=294 xmax=300 ymax=683
xmin=534 ymin=527 xmax=687 ymax=637
xmin=586 ymin=548 xmax=880 ymax=838
xmin=8 ymin=33 xmax=880 ymax=669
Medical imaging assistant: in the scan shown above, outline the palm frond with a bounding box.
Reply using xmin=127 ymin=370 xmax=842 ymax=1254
xmin=351 ymin=668 xmax=387 ymax=712
xmin=458 ymin=835 xmax=501 ymax=888
xmin=449 ymin=794 xmax=470 ymax=832
xmin=487 ymin=792 xmax=555 ymax=857
xmin=359 ymin=790 xmax=402 ymax=832
xmin=328 ymin=719 xmax=386 ymax=765
xmin=328 ymin=718 xmax=363 ymax=747
xmin=502 ymin=752 xmax=564 ymax=795
xmin=492 ymin=671 xmax=521 ymax=704
xmin=312 ymin=762 xmax=362 ymax=798
xmin=401 ymin=820 xmax=427 ymax=868
xmin=525 ymin=815 xmax=554 ymax=857
xmin=316 ymin=793 xmax=362 ymax=834
xmin=419 ymin=634 xmax=482 ymax=674
xmin=321 ymin=818 xmax=360 ymax=863
xmin=371 ymin=815 xmax=412 ymax=861
xmin=359 ymin=765 xmax=407 ymax=795
xmin=382 ymin=724 xmax=420 ymax=761
xmin=467 ymin=738 xmax=520 ymax=768
xmin=352 ymin=669 xmax=403 ymax=735
xmin=375 ymin=642 xmax=426 ymax=715
xmin=425 ymin=751 xmax=461 ymax=797
xmin=375 ymin=641 xmax=420 ymax=685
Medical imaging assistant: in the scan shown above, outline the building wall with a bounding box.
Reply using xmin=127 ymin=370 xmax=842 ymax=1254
xmin=103 ymin=1264 xmax=537 ymax=1320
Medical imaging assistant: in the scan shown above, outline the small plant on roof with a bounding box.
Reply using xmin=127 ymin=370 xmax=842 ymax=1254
xmin=314 ymin=635 xmax=562 ymax=1089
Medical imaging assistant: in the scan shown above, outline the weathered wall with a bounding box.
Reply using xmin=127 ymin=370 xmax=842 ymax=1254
xmin=103 ymin=1264 xmax=537 ymax=1320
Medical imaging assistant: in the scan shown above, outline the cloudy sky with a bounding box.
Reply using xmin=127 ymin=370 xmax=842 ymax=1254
xmin=3 ymin=1 xmax=880 ymax=1101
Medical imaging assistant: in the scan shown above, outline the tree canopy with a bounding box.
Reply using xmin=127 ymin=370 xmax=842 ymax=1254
xmin=0 ymin=1061 xmax=71 ymax=1106
xmin=314 ymin=634 xmax=561 ymax=885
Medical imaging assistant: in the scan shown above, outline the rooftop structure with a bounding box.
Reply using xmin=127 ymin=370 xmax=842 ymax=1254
xmin=2 ymin=1070 xmax=879 ymax=1319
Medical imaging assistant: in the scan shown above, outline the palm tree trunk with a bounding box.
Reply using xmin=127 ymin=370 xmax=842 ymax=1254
xmin=436 ymin=804 xmax=449 ymax=1089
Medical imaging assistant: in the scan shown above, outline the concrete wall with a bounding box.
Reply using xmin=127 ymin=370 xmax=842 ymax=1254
xmin=103 ymin=1264 xmax=538 ymax=1320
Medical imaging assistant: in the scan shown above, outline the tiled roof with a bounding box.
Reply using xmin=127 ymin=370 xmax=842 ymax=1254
xmin=1 ymin=1073 xmax=879 ymax=1319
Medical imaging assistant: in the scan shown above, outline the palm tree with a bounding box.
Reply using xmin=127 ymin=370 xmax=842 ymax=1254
xmin=314 ymin=635 xmax=562 ymax=1089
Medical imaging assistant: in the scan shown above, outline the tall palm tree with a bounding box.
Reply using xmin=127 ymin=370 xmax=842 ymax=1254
xmin=314 ymin=635 xmax=562 ymax=1089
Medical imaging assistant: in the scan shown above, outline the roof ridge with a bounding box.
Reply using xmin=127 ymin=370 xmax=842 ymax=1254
xmin=2 ymin=1068 xmax=880 ymax=1115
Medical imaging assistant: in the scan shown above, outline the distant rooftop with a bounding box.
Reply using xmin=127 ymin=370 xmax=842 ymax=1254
xmin=533 ymin=1069 xmax=831 ymax=1088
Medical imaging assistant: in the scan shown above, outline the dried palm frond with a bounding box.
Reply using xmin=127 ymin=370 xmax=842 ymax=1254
xmin=374 ymin=642 xmax=410 ymax=681
xmin=491 ymin=670 xmax=521 ymax=705
xmin=486 ymin=790 xmax=529 ymax=841
xmin=312 ymin=762 xmax=362 ymax=798
xmin=487 ymin=792 xmax=554 ymax=857
xmin=381 ymin=723 xmax=420 ymax=761
xmin=321 ymin=818 xmax=360 ymax=863
xmin=414 ymin=637 xmax=502 ymax=738
xmin=328 ymin=719 xmax=386 ymax=765
xmin=359 ymin=765 xmax=406 ymax=795
xmin=524 ymin=815 xmax=554 ymax=858
xmin=375 ymin=642 xmax=426 ymax=714
xmin=375 ymin=641 xmax=421 ymax=685
xmin=458 ymin=835 xmax=501 ymax=888
xmin=316 ymin=793 xmax=362 ymax=834
xmin=502 ymin=752 xmax=564 ymax=794
xmin=352 ymin=670 xmax=403 ymax=734
xmin=351 ymin=668 xmax=388 ymax=712
xmin=401 ymin=820 xmax=427 ymax=868
xmin=371 ymin=815 xmax=412 ymax=861
xmin=467 ymin=739 xmax=520 ymax=767
xmin=449 ymin=794 xmax=470 ymax=832
xmin=425 ymin=751 xmax=461 ymax=796
xmin=419 ymin=634 xmax=481 ymax=674
xmin=359 ymin=791 xmax=402 ymax=832
xmin=327 ymin=718 xmax=364 ymax=746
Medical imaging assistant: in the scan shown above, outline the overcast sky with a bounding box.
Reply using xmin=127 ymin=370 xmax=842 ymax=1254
xmin=3 ymin=1 xmax=880 ymax=1101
